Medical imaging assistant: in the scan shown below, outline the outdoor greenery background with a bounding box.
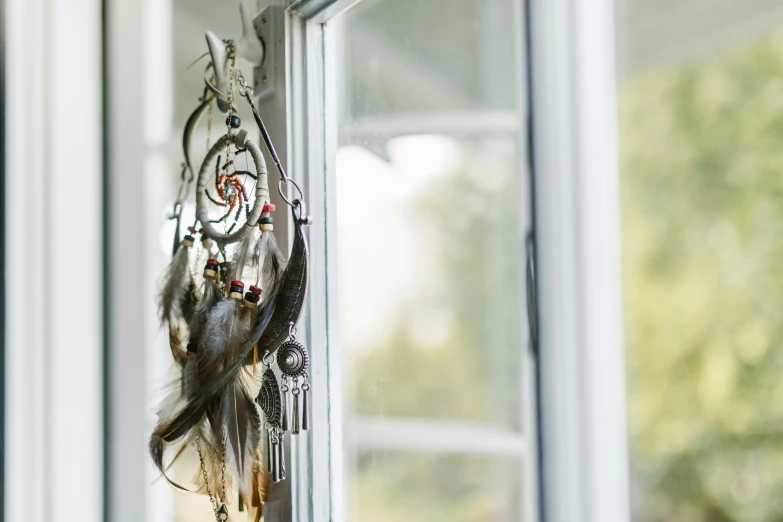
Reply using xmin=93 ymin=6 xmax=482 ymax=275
xmin=621 ymin=27 xmax=783 ymax=522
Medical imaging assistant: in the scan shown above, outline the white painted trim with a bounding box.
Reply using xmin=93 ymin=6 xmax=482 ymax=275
xmin=288 ymin=3 xmax=538 ymax=521
xmin=345 ymin=110 xmax=522 ymax=137
xmin=5 ymin=0 xmax=103 ymax=521
xmin=289 ymin=0 xmax=363 ymax=22
xmin=287 ymin=11 xmax=346 ymax=522
xmin=106 ymin=0 xmax=148 ymax=521
xmin=347 ymin=417 xmax=526 ymax=455
xmin=528 ymin=0 xmax=630 ymax=521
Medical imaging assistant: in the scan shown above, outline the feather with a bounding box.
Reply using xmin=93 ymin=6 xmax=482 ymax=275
xmin=253 ymin=231 xmax=286 ymax=292
xmin=182 ymin=277 xmax=221 ymax=396
xmin=242 ymin=447 xmax=270 ymax=522
xmin=223 ymin=378 xmax=261 ymax=489
xmin=168 ymin=324 xmax=190 ymax=367
xmin=231 ymin=227 xmax=260 ymax=283
xmin=189 ymin=277 xmax=221 ymax=342
xmin=199 ymin=299 xmax=242 ymax=363
xmin=149 ymin=380 xmax=198 ymax=492
xmin=153 ymin=290 xmax=279 ymax=446
xmin=158 ymin=243 xmax=192 ymax=323
xmin=181 ymin=279 xmax=199 ymax=323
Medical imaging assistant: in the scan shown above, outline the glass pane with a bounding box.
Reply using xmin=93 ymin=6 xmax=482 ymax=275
xmin=333 ymin=0 xmax=531 ymax=519
xmin=617 ymin=2 xmax=783 ymax=521
xmin=350 ymin=452 xmax=523 ymax=522
xmin=344 ymin=0 xmax=517 ymax=116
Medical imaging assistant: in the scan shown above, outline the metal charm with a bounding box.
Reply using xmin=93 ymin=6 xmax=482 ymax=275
xmin=301 ymin=381 xmax=311 ymax=431
xmin=258 ymin=217 xmax=309 ymax=352
xmin=270 ymin=431 xmax=280 ymax=482
xmin=280 ymin=380 xmax=290 ymax=432
xmin=276 ymin=340 xmax=309 ymax=378
xmin=291 ymin=384 xmax=300 ymax=435
xmin=255 ymin=369 xmax=282 ymax=427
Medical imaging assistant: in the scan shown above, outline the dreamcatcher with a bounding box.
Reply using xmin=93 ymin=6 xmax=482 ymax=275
xmin=149 ymin=33 xmax=311 ymax=522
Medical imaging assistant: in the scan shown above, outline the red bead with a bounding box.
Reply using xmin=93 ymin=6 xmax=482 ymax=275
xmin=187 ymin=226 xmax=197 ymax=234
xmin=262 ymin=203 xmax=276 ymax=214
xmin=206 ymin=259 xmax=219 ymax=267
xmin=231 ymin=280 xmax=244 ymax=288
xmin=249 ymin=285 xmax=262 ymax=295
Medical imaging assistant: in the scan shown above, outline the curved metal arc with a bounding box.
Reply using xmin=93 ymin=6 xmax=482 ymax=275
xmin=183 ymin=96 xmax=214 ymax=176
xmin=258 ymin=215 xmax=309 ymax=353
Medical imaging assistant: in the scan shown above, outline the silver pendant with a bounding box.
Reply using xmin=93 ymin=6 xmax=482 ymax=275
xmin=255 ymin=369 xmax=282 ymax=428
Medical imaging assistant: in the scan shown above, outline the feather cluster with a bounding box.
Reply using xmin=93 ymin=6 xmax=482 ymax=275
xmin=151 ymin=226 xmax=293 ymax=520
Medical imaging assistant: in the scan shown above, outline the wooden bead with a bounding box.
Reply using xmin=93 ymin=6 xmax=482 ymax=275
xmin=204 ymin=259 xmax=219 ymax=278
xmin=229 ymin=280 xmax=244 ymax=301
xmin=260 ymin=224 xmax=274 ymax=232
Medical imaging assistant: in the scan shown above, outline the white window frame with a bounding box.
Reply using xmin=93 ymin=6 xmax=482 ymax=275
xmin=5 ymin=0 xmax=104 ymax=521
xmin=279 ymin=1 xmax=543 ymax=520
xmin=528 ymin=0 xmax=630 ymax=521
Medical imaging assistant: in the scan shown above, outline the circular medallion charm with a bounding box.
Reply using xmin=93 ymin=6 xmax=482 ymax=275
xmin=276 ymin=340 xmax=309 ymax=378
xmin=256 ymin=369 xmax=282 ymax=427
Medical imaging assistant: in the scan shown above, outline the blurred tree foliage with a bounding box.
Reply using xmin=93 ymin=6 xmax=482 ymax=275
xmin=620 ymin=28 xmax=783 ymax=522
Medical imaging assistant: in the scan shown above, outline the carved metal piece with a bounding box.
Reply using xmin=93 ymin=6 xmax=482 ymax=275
xmin=276 ymin=340 xmax=309 ymax=378
xmin=259 ymin=216 xmax=309 ymax=352
xmin=255 ymin=369 xmax=281 ymax=427
xmin=281 ymin=385 xmax=289 ymax=432
xmin=291 ymin=391 xmax=300 ymax=435
xmin=301 ymin=384 xmax=311 ymax=431
xmin=266 ymin=430 xmax=273 ymax=473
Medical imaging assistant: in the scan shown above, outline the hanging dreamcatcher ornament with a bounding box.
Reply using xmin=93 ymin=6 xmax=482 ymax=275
xmin=149 ymin=26 xmax=312 ymax=522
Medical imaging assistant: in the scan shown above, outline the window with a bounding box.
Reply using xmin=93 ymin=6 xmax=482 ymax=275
xmin=331 ymin=1 xmax=534 ymax=521
xmin=98 ymin=0 xmax=629 ymax=521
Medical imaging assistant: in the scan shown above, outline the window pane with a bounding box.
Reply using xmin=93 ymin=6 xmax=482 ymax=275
xmin=617 ymin=2 xmax=783 ymax=521
xmin=350 ymin=452 xmax=524 ymax=522
xmin=332 ymin=0 xmax=531 ymax=519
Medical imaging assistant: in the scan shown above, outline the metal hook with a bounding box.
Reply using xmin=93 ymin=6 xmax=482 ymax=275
xmin=205 ymin=0 xmax=264 ymax=113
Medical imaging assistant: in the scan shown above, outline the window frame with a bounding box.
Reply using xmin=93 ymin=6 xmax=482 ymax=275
xmin=527 ymin=0 xmax=630 ymax=521
xmin=5 ymin=0 xmax=104 ymax=521
xmin=282 ymin=1 xmax=541 ymax=520
xmin=98 ymin=0 xmax=633 ymax=520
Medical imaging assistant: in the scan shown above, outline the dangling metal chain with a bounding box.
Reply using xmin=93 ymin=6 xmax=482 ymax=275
xmin=196 ymin=435 xmax=230 ymax=522
xmin=196 ymin=436 xmax=221 ymax=521
xmin=220 ymin=435 xmax=228 ymax=504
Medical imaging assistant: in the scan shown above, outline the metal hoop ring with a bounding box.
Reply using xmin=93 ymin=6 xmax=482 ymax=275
xmin=278 ymin=178 xmax=305 ymax=208
xmin=262 ymin=350 xmax=276 ymax=367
